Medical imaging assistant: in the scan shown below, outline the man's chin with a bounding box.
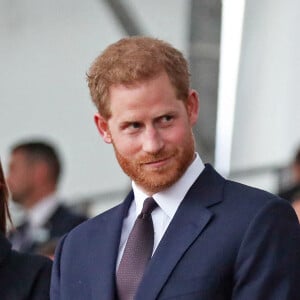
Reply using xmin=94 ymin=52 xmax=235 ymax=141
xmin=135 ymin=173 xmax=180 ymax=194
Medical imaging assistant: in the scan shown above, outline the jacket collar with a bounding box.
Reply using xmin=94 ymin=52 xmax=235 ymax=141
xmin=91 ymin=164 xmax=225 ymax=300
xmin=136 ymin=164 xmax=225 ymax=299
xmin=0 ymin=232 xmax=12 ymax=265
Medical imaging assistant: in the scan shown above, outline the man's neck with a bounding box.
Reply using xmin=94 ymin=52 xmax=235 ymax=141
xmin=24 ymin=187 xmax=56 ymax=210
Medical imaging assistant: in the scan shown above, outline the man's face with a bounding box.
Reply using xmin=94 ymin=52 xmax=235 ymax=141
xmin=6 ymin=151 xmax=35 ymax=205
xmin=95 ymin=72 xmax=199 ymax=195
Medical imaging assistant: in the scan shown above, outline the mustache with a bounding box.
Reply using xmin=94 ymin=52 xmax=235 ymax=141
xmin=138 ymin=151 xmax=176 ymax=164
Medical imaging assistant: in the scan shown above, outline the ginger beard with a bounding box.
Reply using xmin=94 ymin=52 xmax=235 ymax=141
xmin=111 ymin=131 xmax=196 ymax=195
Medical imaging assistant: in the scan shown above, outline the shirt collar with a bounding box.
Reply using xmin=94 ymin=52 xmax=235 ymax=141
xmin=132 ymin=153 xmax=205 ymax=218
xmin=27 ymin=193 xmax=60 ymax=227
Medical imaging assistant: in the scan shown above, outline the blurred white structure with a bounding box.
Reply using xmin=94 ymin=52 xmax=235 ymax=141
xmin=216 ymin=0 xmax=300 ymax=191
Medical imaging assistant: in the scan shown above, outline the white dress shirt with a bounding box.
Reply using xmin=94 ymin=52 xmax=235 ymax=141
xmin=26 ymin=193 xmax=60 ymax=244
xmin=117 ymin=153 xmax=205 ymax=267
xmin=11 ymin=193 xmax=60 ymax=250
xmin=27 ymin=193 xmax=60 ymax=228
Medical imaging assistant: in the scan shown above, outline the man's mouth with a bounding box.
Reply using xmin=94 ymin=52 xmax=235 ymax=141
xmin=142 ymin=156 xmax=172 ymax=168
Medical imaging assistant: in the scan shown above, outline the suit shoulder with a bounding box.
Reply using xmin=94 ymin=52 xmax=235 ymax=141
xmin=224 ymin=179 xmax=283 ymax=202
xmin=221 ymin=178 xmax=294 ymax=221
xmin=204 ymin=165 xmax=288 ymax=209
xmin=0 ymin=251 xmax=52 ymax=299
xmin=8 ymin=250 xmax=52 ymax=273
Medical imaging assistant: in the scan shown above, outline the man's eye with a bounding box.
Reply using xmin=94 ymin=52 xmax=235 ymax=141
xmin=162 ymin=115 xmax=173 ymax=123
xmin=123 ymin=122 xmax=142 ymax=133
xmin=130 ymin=122 xmax=141 ymax=129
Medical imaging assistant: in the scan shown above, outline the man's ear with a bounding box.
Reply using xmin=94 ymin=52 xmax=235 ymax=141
xmin=186 ymin=89 xmax=199 ymax=126
xmin=94 ymin=113 xmax=112 ymax=144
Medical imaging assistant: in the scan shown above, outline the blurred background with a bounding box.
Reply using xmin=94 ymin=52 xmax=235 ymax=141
xmin=1 ymin=0 xmax=299 ymax=219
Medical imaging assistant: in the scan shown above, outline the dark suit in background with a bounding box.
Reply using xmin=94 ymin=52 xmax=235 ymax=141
xmin=45 ymin=204 xmax=87 ymax=239
xmin=9 ymin=204 xmax=87 ymax=254
xmin=0 ymin=232 xmax=52 ymax=300
xmin=51 ymin=165 xmax=300 ymax=300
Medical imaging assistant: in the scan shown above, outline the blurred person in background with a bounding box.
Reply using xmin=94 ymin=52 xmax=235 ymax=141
xmin=279 ymin=147 xmax=300 ymax=221
xmin=7 ymin=140 xmax=87 ymax=256
xmin=0 ymin=158 xmax=52 ymax=299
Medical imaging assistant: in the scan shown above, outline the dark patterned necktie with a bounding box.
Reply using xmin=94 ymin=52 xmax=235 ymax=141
xmin=116 ymin=197 xmax=158 ymax=300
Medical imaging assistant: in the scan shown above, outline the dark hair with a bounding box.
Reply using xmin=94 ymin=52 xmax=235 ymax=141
xmin=0 ymin=159 xmax=12 ymax=235
xmin=295 ymin=147 xmax=300 ymax=165
xmin=11 ymin=141 xmax=62 ymax=184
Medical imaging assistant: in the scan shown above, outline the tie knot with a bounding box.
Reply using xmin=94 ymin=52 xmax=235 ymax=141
xmin=139 ymin=197 xmax=157 ymax=218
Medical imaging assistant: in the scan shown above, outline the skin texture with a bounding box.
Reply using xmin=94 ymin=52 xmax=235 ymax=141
xmin=6 ymin=151 xmax=35 ymax=206
xmin=94 ymin=72 xmax=199 ymax=195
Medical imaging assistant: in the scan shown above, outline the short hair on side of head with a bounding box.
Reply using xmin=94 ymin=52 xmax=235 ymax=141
xmin=87 ymin=36 xmax=191 ymax=119
xmin=11 ymin=141 xmax=61 ymax=184
xmin=0 ymin=159 xmax=11 ymax=235
xmin=295 ymin=147 xmax=300 ymax=165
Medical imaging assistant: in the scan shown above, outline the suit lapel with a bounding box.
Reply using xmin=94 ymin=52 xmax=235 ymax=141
xmin=90 ymin=192 xmax=134 ymax=300
xmin=135 ymin=165 xmax=225 ymax=300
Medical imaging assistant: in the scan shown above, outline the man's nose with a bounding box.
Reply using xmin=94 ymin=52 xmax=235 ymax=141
xmin=142 ymin=127 xmax=164 ymax=154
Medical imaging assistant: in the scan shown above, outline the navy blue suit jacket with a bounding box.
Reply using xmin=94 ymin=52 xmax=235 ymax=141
xmin=51 ymin=165 xmax=300 ymax=299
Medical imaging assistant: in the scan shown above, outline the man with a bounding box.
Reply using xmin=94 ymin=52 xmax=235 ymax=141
xmin=51 ymin=37 xmax=300 ymax=299
xmin=7 ymin=140 xmax=87 ymax=256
